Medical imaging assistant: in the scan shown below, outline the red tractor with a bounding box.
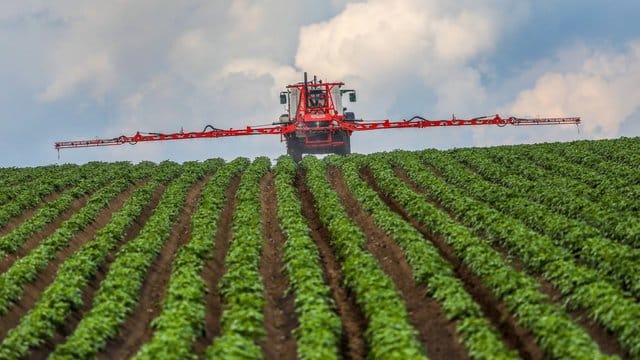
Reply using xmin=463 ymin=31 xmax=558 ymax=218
xmin=55 ymin=72 xmax=580 ymax=161
xmin=278 ymin=72 xmax=357 ymax=161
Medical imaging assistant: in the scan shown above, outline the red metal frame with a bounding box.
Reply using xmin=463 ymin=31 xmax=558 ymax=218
xmin=342 ymin=115 xmax=580 ymax=131
xmin=287 ymin=81 xmax=344 ymax=121
xmin=55 ymin=124 xmax=293 ymax=149
xmin=54 ymin=73 xmax=580 ymax=152
xmin=54 ymin=115 xmax=579 ymax=150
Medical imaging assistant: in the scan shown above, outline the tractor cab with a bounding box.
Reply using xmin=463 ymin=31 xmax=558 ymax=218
xmin=308 ymin=88 xmax=327 ymax=108
xmin=278 ymin=72 xmax=357 ymax=161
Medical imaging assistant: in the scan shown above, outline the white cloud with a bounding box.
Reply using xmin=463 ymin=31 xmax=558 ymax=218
xmin=228 ymin=0 xmax=265 ymax=37
xmin=507 ymin=41 xmax=640 ymax=138
xmin=40 ymin=51 xmax=115 ymax=101
xmin=29 ymin=0 xmax=522 ymax=119
xmin=294 ymin=0 xmax=525 ymax=115
xmin=29 ymin=0 xmax=528 ymax=163
xmin=11 ymin=1 xmax=640 ymax=166
xmin=220 ymin=58 xmax=300 ymax=95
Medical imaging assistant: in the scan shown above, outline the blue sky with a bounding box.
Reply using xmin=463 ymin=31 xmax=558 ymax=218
xmin=1 ymin=1 xmax=639 ymax=167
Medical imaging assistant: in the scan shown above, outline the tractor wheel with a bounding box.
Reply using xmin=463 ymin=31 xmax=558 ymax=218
xmin=286 ymin=139 xmax=303 ymax=162
xmin=335 ymin=131 xmax=351 ymax=156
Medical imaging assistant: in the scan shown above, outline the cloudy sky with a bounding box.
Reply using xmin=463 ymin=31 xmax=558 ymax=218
xmin=1 ymin=0 xmax=639 ymax=166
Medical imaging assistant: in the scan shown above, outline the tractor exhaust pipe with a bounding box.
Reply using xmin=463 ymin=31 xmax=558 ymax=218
xmin=304 ymin=71 xmax=309 ymax=106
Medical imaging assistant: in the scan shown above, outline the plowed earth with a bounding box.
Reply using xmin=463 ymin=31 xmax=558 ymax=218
xmin=0 ymin=163 xmax=631 ymax=359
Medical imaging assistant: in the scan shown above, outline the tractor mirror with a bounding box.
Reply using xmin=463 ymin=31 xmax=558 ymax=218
xmin=280 ymin=93 xmax=287 ymax=104
xmin=349 ymin=92 xmax=356 ymax=102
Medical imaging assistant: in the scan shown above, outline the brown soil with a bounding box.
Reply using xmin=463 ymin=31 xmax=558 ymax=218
xmin=493 ymin=242 xmax=627 ymax=357
xmin=0 ymin=195 xmax=89 ymax=273
xmin=258 ymin=172 xmax=298 ymax=360
xmin=97 ymin=177 xmax=211 ymax=360
xmin=296 ymin=170 xmax=368 ymax=360
xmin=0 ymin=190 xmax=64 ymax=237
xmin=192 ymin=176 xmax=241 ymax=356
xmin=26 ymin=184 xmax=166 ymax=359
xmin=327 ymin=167 xmax=469 ymax=359
xmin=414 ymin=164 xmax=630 ymax=358
xmin=361 ymin=167 xmax=543 ymax=360
xmin=0 ymin=182 xmax=140 ymax=341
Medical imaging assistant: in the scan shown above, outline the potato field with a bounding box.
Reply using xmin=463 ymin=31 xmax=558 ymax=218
xmin=0 ymin=137 xmax=639 ymax=359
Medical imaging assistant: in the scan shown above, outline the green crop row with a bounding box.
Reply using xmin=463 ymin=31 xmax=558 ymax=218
xmin=481 ymin=145 xmax=639 ymax=214
xmin=0 ymin=164 xmax=78 ymax=205
xmin=0 ymin=162 xmax=157 ymax=259
xmin=366 ymin=152 xmax=610 ymax=360
xmin=329 ymin=154 xmax=516 ymax=360
xmin=301 ymin=156 xmax=426 ymax=360
xmin=546 ymin=141 xmax=640 ymax=187
xmin=398 ymin=151 xmax=640 ymax=357
xmin=133 ymin=158 xmax=248 ymax=360
xmin=0 ymin=162 xmax=112 ymax=227
xmin=273 ymin=155 xmax=342 ymax=360
xmin=597 ymin=137 xmax=640 ymax=160
xmin=480 ymin=145 xmax=636 ymax=213
xmin=0 ymin=180 xmax=160 ymax=359
xmin=205 ymin=157 xmax=271 ymax=359
xmin=441 ymin=149 xmax=640 ymax=297
xmin=563 ymin=137 xmax=640 ymax=168
xmin=0 ymin=162 xmax=157 ymax=316
xmin=477 ymin=148 xmax=640 ymax=246
xmin=49 ymin=160 xmax=219 ymax=359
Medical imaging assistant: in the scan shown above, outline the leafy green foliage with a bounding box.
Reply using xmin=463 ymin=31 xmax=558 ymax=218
xmin=0 ymin=162 xmax=158 ymax=316
xmin=49 ymin=160 xmax=219 ymax=359
xmin=0 ymin=162 xmax=157 ymax=259
xmin=0 ymin=164 xmax=79 ymax=205
xmin=134 ymin=158 xmax=248 ymax=360
xmin=206 ymin=157 xmax=270 ymax=359
xmin=397 ymin=150 xmax=640 ymax=357
xmin=302 ymin=156 xmax=426 ymax=360
xmin=328 ymin=154 xmax=516 ymax=359
xmin=366 ymin=152 xmax=611 ymax=359
xmin=0 ymin=181 xmax=159 ymax=359
xmin=274 ymin=155 xmax=341 ymax=360
xmin=446 ymin=149 xmax=640 ymax=298
xmin=0 ymin=162 xmax=112 ymax=227
xmin=463 ymin=146 xmax=640 ymax=247
xmin=0 ymin=137 xmax=638 ymax=359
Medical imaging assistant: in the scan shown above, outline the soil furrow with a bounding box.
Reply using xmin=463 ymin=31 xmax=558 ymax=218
xmin=97 ymin=177 xmax=210 ymax=360
xmin=0 ymin=195 xmax=89 ymax=274
xmin=26 ymin=184 xmax=166 ymax=359
xmin=399 ymin=166 xmax=629 ymax=358
xmin=259 ymin=172 xmax=298 ymax=360
xmin=296 ymin=170 xmax=367 ymax=360
xmin=0 ymin=191 xmax=64 ymax=237
xmin=0 ymin=183 xmax=140 ymax=341
xmin=361 ymin=168 xmax=542 ymax=360
xmin=193 ymin=175 xmax=240 ymax=356
xmin=493 ymin=242 xmax=627 ymax=358
xmin=328 ymin=167 xmax=469 ymax=360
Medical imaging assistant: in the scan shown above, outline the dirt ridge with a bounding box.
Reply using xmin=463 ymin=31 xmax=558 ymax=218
xmin=409 ymin=165 xmax=629 ymax=358
xmin=361 ymin=167 xmax=543 ymax=360
xmin=0 ymin=195 xmax=89 ymax=274
xmin=259 ymin=172 xmax=298 ymax=359
xmin=0 ymin=183 xmax=140 ymax=342
xmin=97 ymin=177 xmax=210 ymax=359
xmin=0 ymin=191 xmax=65 ymax=238
xmin=296 ymin=171 xmax=367 ymax=360
xmin=193 ymin=176 xmax=241 ymax=356
xmin=27 ymin=184 xmax=166 ymax=359
xmin=328 ymin=167 xmax=470 ymax=359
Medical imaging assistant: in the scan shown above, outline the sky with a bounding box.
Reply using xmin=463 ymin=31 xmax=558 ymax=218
xmin=1 ymin=0 xmax=639 ymax=167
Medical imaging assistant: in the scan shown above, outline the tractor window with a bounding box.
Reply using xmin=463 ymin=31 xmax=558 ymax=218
xmin=308 ymin=89 xmax=326 ymax=108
